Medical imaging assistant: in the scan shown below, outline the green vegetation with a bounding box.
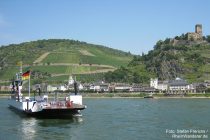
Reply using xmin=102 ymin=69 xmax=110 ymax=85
xmin=184 ymin=93 xmax=210 ymax=97
xmin=0 ymin=39 xmax=132 ymax=67
xmin=105 ymin=65 xmax=155 ymax=84
xmin=1 ymin=37 xmax=210 ymax=85
xmin=144 ymin=41 xmax=210 ymax=82
xmin=30 ymin=65 xmax=108 ymax=75
xmin=105 ymin=36 xmax=210 ymax=83
xmin=46 ymin=73 xmax=105 ymax=84
xmin=42 ymin=52 xmax=81 ymax=63
xmin=0 ymin=39 xmax=132 ymax=84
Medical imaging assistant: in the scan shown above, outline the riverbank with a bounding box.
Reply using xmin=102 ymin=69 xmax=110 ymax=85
xmin=82 ymin=93 xmax=210 ymax=99
xmin=1 ymin=92 xmax=210 ymax=99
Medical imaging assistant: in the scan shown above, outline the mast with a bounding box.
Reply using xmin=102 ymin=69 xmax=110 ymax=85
xmin=16 ymin=61 xmax=23 ymax=101
xmin=73 ymin=77 xmax=78 ymax=95
xmin=19 ymin=61 xmax=22 ymax=75
xmin=18 ymin=61 xmax=31 ymax=98
xmin=29 ymin=74 xmax=31 ymax=98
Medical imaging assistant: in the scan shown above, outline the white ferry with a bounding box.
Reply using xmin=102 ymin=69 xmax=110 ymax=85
xmin=8 ymin=69 xmax=86 ymax=118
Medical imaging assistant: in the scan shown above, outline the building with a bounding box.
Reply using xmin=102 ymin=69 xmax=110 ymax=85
xmin=58 ymin=85 xmax=68 ymax=91
xmin=193 ymin=83 xmax=207 ymax=93
xmin=186 ymin=24 xmax=203 ymax=41
xmin=100 ymin=83 xmax=109 ymax=92
xmin=68 ymin=75 xmax=74 ymax=85
xmin=168 ymin=78 xmax=191 ymax=94
xmin=47 ymin=85 xmax=58 ymax=92
xmin=78 ymin=83 xmax=84 ymax=90
xmin=113 ymin=83 xmax=132 ymax=92
xmin=89 ymin=84 xmax=100 ymax=92
xmin=132 ymin=84 xmax=143 ymax=92
xmin=0 ymin=86 xmax=10 ymax=91
xmin=150 ymin=78 xmax=168 ymax=91
xmin=150 ymin=77 xmax=195 ymax=94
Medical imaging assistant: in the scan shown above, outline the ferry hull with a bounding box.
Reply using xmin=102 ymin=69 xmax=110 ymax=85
xmin=8 ymin=97 xmax=86 ymax=119
xmin=9 ymin=103 xmax=86 ymax=118
xmin=26 ymin=108 xmax=84 ymax=118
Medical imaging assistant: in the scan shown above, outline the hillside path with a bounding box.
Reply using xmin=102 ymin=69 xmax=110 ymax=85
xmin=79 ymin=50 xmax=95 ymax=56
xmin=32 ymin=63 xmax=116 ymax=68
xmin=33 ymin=52 xmax=50 ymax=64
xmin=51 ymin=68 xmax=116 ymax=77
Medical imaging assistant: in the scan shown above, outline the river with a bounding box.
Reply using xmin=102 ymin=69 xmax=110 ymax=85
xmin=0 ymin=98 xmax=210 ymax=140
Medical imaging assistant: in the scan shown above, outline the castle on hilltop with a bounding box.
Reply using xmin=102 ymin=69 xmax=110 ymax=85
xmin=186 ymin=24 xmax=203 ymax=41
xmin=170 ymin=24 xmax=207 ymax=46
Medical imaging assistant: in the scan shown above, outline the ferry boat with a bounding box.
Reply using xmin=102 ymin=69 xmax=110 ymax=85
xmin=8 ymin=69 xmax=87 ymax=118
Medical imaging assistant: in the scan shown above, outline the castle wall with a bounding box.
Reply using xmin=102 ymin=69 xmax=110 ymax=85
xmin=186 ymin=24 xmax=203 ymax=41
xmin=186 ymin=32 xmax=202 ymax=41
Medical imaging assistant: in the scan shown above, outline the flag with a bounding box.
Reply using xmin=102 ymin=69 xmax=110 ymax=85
xmin=22 ymin=70 xmax=30 ymax=80
xmin=17 ymin=61 xmax=22 ymax=66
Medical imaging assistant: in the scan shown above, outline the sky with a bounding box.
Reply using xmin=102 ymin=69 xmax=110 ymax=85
xmin=0 ymin=0 xmax=210 ymax=54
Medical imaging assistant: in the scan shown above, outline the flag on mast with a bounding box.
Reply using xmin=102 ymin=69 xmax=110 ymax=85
xmin=22 ymin=70 xmax=30 ymax=80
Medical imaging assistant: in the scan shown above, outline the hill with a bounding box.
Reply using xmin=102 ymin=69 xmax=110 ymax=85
xmin=105 ymin=36 xmax=210 ymax=83
xmin=0 ymin=39 xmax=133 ymax=84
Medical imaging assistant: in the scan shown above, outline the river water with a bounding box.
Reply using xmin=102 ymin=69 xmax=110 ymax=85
xmin=0 ymin=98 xmax=210 ymax=140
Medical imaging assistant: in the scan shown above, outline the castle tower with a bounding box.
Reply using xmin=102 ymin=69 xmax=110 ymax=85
xmin=195 ymin=24 xmax=202 ymax=35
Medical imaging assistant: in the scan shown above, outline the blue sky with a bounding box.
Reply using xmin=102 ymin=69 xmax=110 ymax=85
xmin=0 ymin=0 xmax=210 ymax=54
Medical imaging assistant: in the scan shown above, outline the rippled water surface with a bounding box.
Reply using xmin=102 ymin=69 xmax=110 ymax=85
xmin=0 ymin=98 xmax=210 ymax=140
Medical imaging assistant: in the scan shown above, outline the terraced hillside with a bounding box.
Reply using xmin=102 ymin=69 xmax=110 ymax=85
xmin=105 ymin=39 xmax=210 ymax=84
xmin=0 ymin=39 xmax=132 ymax=84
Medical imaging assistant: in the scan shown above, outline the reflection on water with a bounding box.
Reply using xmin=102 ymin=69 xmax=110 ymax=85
xmin=3 ymin=98 xmax=210 ymax=140
xmin=38 ymin=117 xmax=83 ymax=127
xmin=8 ymin=105 xmax=83 ymax=139
xmin=20 ymin=118 xmax=37 ymax=140
xmin=19 ymin=116 xmax=83 ymax=140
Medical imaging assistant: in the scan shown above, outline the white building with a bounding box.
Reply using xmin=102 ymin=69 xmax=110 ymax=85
xmin=150 ymin=78 xmax=168 ymax=91
xmin=58 ymin=85 xmax=68 ymax=91
xmin=89 ymin=84 xmax=100 ymax=92
xmin=150 ymin=77 xmax=195 ymax=93
xmin=47 ymin=85 xmax=58 ymax=92
xmin=68 ymin=75 xmax=74 ymax=85
xmin=169 ymin=78 xmax=188 ymax=91
xmin=114 ymin=83 xmax=132 ymax=92
xmin=78 ymin=83 xmax=84 ymax=90
xmin=150 ymin=78 xmax=158 ymax=89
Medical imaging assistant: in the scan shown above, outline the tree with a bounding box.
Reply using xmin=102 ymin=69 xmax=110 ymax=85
xmin=154 ymin=40 xmax=163 ymax=50
xmin=175 ymin=36 xmax=180 ymax=40
xmin=164 ymin=38 xmax=170 ymax=44
xmin=133 ymin=72 xmax=141 ymax=83
xmin=206 ymin=35 xmax=210 ymax=43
